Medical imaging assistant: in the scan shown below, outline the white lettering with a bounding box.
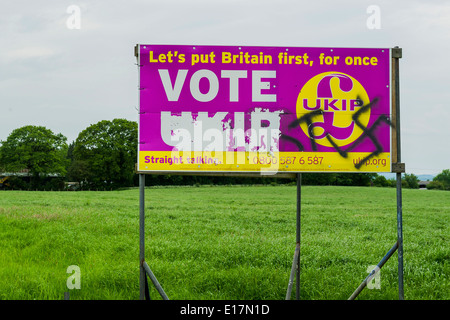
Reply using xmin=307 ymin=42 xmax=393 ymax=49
xmin=158 ymin=69 xmax=188 ymax=101
xmin=221 ymin=70 xmax=247 ymax=102
xmin=190 ymin=69 xmax=219 ymax=102
xmin=252 ymin=70 xmax=276 ymax=102
xmin=158 ymin=69 xmax=277 ymax=102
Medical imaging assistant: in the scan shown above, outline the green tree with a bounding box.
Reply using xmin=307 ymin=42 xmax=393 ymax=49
xmin=387 ymin=178 xmax=397 ymax=187
xmin=403 ymin=173 xmax=419 ymax=189
xmin=433 ymin=169 xmax=450 ymax=190
xmin=67 ymin=159 xmax=92 ymax=184
xmin=335 ymin=173 xmax=377 ymax=186
xmin=426 ymin=181 xmax=445 ymax=190
xmin=70 ymin=119 xmax=137 ymax=188
xmin=373 ymin=175 xmax=389 ymax=187
xmin=0 ymin=125 xmax=68 ymax=186
xmin=302 ymin=173 xmax=337 ymax=185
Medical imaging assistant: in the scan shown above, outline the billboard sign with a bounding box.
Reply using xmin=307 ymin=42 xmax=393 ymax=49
xmin=137 ymin=44 xmax=392 ymax=174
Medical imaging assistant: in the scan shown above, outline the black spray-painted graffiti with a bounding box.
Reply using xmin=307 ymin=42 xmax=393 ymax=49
xmin=281 ymin=96 xmax=393 ymax=169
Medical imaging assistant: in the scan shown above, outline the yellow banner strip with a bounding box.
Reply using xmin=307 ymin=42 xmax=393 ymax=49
xmin=138 ymin=151 xmax=391 ymax=173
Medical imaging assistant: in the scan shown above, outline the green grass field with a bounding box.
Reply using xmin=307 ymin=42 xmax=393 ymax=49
xmin=0 ymin=185 xmax=448 ymax=300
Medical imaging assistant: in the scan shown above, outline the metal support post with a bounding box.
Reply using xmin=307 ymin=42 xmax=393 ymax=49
xmin=396 ymin=173 xmax=404 ymax=300
xmin=286 ymin=244 xmax=300 ymax=300
xmin=286 ymin=173 xmax=301 ymax=300
xmin=393 ymin=46 xmax=405 ymax=300
xmin=139 ymin=174 xmax=146 ymax=300
xmin=138 ymin=173 xmax=169 ymax=300
xmin=296 ymin=173 xmax=301 ymax=300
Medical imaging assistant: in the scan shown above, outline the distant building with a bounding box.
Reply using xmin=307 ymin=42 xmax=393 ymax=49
xmin=0 ymin=169 xmax=61 ymax=189
xmin=418 ymin=181 xmax=431 ymax=189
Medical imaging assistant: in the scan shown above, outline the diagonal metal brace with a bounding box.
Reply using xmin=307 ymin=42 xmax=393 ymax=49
xmin=143 ymin=261 xmax=169 ymax=300
xmin=285 ymin=243 xmax=300 ymax=300
xmin=348 ymin=241 xmax=399 ymax=300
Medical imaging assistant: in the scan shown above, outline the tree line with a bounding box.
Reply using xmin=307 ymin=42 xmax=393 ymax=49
xmin=0 ymin=119 xmax=448 ymax=191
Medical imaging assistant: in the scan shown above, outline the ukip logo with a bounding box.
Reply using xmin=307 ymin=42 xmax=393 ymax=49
xmin=296 ymin=72 xmax=371 ymax=148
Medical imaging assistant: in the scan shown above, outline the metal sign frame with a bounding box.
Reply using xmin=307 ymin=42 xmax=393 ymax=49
xmin=135 ymin=45 xmax=404 ymax=301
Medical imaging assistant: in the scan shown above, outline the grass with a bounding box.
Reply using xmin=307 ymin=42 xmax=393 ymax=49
xmin=0 ymin=185 xmax=448 ymax=300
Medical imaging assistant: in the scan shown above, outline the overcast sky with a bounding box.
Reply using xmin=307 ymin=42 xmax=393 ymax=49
xmin=1 ymin=0 xmax=449 ymax=175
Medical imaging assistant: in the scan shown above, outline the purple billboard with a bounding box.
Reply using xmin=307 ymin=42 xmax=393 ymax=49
xmin=137 ymin=44 xmax=392 ymax=173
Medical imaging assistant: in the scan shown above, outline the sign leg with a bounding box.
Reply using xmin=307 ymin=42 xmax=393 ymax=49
xmin=139 ymin=174 xmax=146 ymax=300
xmin=296 ymin=173 xmax=301 ymax=300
